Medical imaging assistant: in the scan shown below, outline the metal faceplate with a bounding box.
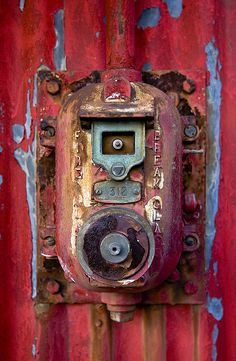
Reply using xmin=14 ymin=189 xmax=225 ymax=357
xmin=36 ymin=70 xmax=206 ymax=306
xmin=92 ymin=120 xmax=145 ymax=180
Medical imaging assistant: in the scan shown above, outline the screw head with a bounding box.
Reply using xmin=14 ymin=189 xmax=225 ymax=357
xmin=184 ymin=235 xmax=198 ymax=248
xmin=46 ymin=280 xmax=60 ymax=294
xmin=112 ymin=139 xmax=123 ymax=150
xmin=45 ymin=236 xmax=56 ymax=246
xmin=184 ymin=124 xmax=198 ymax=139
xmin=95 ymin=188 xmax=102 ymax=195
xmin=111 ymin=162 xmax=126 ymax=177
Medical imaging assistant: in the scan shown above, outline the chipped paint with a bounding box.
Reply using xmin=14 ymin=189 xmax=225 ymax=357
xmin=0 ymin=146 xmax=3 ymax=153
xmin=25 ymin=90 xmax=32 ymax=139
xmin=12 ymin=124 xmax=24 ymax=144
xmin=205 ymin=40 xmax=222 ymax=270
xmin=207 ymin=296 xmax=224 ymax=321
xmin=31 ymin=344 xmax=36 ymax=358
xmin=0 ymin=175 xmax=3 ymax=185
xmin=14 ymin=132 xmax=37 ymax=298
xmin=164 ymin=0 xmax=183 ymax=18
xmin=54 ymin=9 xmax=66 ymax=71
xmin=212 ymin=324 xmax=219 ymax=361
xmin=96 ymin=31 xmax=100 ymax=39
xmin=142 ymin=63 xmax=152 ymax=71
xmin=19 ymin=0 xmax=25 ymax=12
xmin=213 ymin=261 xmax=218 ymax=276
xmin=33 ymin=73 xmax=38 ymax=107
xmin=137 ymin=7 xmax=161 ymax=29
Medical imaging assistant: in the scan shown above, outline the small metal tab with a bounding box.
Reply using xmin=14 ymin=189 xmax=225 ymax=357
xmin=93 ymin=180 xmax=141 ymax=203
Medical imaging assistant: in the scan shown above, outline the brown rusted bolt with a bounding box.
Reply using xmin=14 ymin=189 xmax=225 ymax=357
xmin=46 ymin=280 xmax=60 ymax=294
xmin=45 ymin=236 xmax=56 ymax=246
xmin=45 ymin=126 xmax=55 ymax=137
xmin=46 ymin=80 xmax=60 ymax=95
xmin=184 ymin=281 xmax=198 ymax=295
xmin=182 ymin=79 xmax=196 ymax=94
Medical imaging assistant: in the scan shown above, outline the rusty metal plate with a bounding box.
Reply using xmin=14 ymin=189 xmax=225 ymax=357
xmin=93 ymin=180 xmax=141 ymax=203
xmin=36 ymin=69 xmax=206 ymax=305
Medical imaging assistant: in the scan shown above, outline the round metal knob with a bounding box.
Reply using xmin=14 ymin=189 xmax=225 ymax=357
xmin=100 ymin=233 xmax=130 ymax=264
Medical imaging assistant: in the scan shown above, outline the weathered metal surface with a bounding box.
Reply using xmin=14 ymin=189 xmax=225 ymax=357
xmin=0 ymin=0 xmax=235 ymax=360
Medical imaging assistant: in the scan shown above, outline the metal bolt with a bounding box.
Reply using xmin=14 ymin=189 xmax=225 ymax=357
xmin=46 ymin=80 xmax=60 ymax=95
xmin=112 ymin=138 xmax=123 ymax=150
xmin=46 ymin=280 xmax=60 ymax=294
xmin=182 ymin=79 xmax=196 ymax=94
xmin=45 ymin=126 xmax=55 ymax=137
xmin=40 ymin=120 xmax=48 ymax=130
xmin=95 ymin=188 xmax=102 ymax=195
xmin=184 ymin=124 xmax=198 ymax=139
xmin=111 ymin=162 xmax=126 ymax=177
xmin=45 ymin=236 xmax=56 ymax=246
xmin=184 ymin=235 xmax=198 ymax=248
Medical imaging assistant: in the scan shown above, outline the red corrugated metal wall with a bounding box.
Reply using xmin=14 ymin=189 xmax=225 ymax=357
xmin=0 ymin=0 xmax=235 ymax=360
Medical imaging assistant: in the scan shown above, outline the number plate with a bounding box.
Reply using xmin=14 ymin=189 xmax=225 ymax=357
xmin=93 ymin=180 xmax=141 ymax=204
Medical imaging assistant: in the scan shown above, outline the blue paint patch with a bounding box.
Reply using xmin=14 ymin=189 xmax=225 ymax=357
xmin=14 ymin=131 xmax=37 ymax=298
xmin=12 ymin=124 xmax=24 ymax=144
xmin=142 ymin=63 xmax=152 ymax=71
xmin=33 ymin=73 xmax=38 ymax=107
xmin=164 ymin=0 xmax=183 ymax=18
xmin=0 ymin=175 xmax=3 ymax=185
xmin=213 ymin=261 xmax=218 ymax=275
xmin=137 ymin=7 xmax=161 ymax=29
xmin=25 ymin=90 xmax=32 ymax=139
xmin=54 ymin=10 xmax=66 ymax=71
xmin=212 ymin=324 xmax=219 ymax=361
xmin=19 ymin=0 xmax=25 ymax=12
xmin=103 ymin=16 xmax=107 ymax=24
xmin=0 ymin=146 xmax=3 ymax=153
xmin=207 ymin=296 xmax=223 ymax=321
xmin=32 ymin=339 xmax=37 ymax=358
xmin=205 ymin=40 xmax=222 ymax=270
xmin=96 ymin=32 xmax=100 ymax=39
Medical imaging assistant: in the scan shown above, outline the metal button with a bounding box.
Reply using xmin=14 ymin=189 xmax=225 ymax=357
xmin=100 ymin=233 xmax=130 ymax=264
